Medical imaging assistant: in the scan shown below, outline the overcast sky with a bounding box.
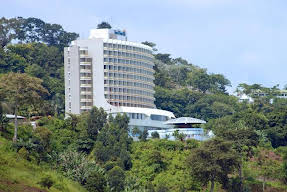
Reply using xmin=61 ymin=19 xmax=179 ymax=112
xmin=1 ymin=0 xmax=286 ymax=92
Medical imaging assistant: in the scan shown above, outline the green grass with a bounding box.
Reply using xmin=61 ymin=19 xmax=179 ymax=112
xmin=0 ymin=136 xmax=87 ymax=192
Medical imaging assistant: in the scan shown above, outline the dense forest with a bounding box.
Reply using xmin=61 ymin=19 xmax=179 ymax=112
xmin=0 ymin=17 xmax=287 ymax=192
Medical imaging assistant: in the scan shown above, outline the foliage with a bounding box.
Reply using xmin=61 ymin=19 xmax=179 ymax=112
xmin=155 ymin=86 xmax=238 ymax=119
xmin=138 ymin=129 xmax=148 ymax=141
xmin=87 ymin=107 xmax=107 ymax=140
xmin=151 ymin=131 xmax=160 ymax=139
xmin=93 ymin=113 xmax=132 ymax=170
xmin=107 ymin=166 xmax=125 ymax=192
xmin=187 ymin=138 xmax=239 ymax=192
xmin=84 ymin=168 xmax=107 ymax=192
xmin=0 ymin=17 xmax=78 ymax=115
xmin=142 ymin=41 xmax=158 ymax=51
xmin=0 ymin=17 xmax=78 ymax=49
xmin=129 ymin=139 xmax=201 ymax=191
xmin=57 ymin=150 xmax=98 ymax=185
xmin=172 ymin=130 xmax=186 ymax=141
xmin=38 ymin=174 xmax=55 ymax=189
xmin=97 ymin=22 xmax=112 ymax=29
xmin=0 ymin=103 xmax=8 ymax=131
xmin=0 ymin=72 xmax=48 ymax=142
xmin=0 ymin=135 xmax=87 ymax=192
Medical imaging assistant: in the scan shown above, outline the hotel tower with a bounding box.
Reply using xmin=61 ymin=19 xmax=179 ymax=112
xmin=64 ymin=28 xmax=175 ymax=131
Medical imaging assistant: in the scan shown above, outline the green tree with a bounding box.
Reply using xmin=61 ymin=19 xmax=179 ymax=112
xmin=0 ymin=72 xmax=48 ymax=142
xmin=155 ymin=53 xmax=172 ymax=64
xmin=187 ymin=138 xmax=239 ymax=192
xmin=0 ymin=103 xmax=8 ymax=132
xmin=139 ymin=129 xmax=148 ymax=142
xmin=187 ymin=68 xmax=211 ymax=93
xmin=87 ymin=107 xmax=107 ymax=140
xmin=0 ymin=17 xmax=21 ymax=48
xmin=256 ymin=150 xmax=282 ymax=191
xmin=142 ymin=41 xmax=158 ymax=51
xmin=220 ymin=128 xmax=259 ymax=192
xmin=84 ymin=169 xmax=107 ymax=192
xmin=151 ymin=131 xmax=160 ymax=139
xmin=172 ymin=130 xmax=186 ymax=142
xmin=97 ymin=22 xmax=112 ymax=29
xmin=93 ymin=113 xmax=132 ymax=170
xmin=107 ymin=166 xmax=125 ymax=192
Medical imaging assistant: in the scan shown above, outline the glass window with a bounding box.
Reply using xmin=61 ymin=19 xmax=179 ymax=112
xmin=150 ymin=114 xmax=168 ymax=121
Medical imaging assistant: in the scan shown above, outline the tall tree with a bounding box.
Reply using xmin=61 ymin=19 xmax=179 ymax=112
xmin=220 ymin=128 xmax=259 ymax=192
xmin=187 ymin=138 xmax=239 ymax=192
xmin=0 ymin=72 xmax=48 ymax=142
xmin=87 ymin=107 xmax=107 ymax=140
xmin=0 ymin=17 xmax=21 ymax=48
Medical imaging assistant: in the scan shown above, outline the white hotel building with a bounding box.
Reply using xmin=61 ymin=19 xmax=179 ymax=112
xmin=64 ymin=28 xmax=175 ymax=131
xmin=64 ymin=28 xmax=213 ymax=141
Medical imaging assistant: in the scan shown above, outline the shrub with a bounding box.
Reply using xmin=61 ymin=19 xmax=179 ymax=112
xmin=151 ymin=131 xmax=160 ymax=139
xmin=107 ymin=166 xmax=125 ymax=192
xmin=85 ymin=170 xmax=107 ymax=192
xmin=38 ymin=174 xmax=55 ymax=189
xmin=57 ymin=150 xmax=99 ymax=185
xmin=18 ymin=147 xmax=28 ymax=160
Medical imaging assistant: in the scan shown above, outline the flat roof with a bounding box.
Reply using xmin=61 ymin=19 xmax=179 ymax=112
xmin=164 ymin=117 xmax=206 ymax=125
xmin=110 ymin=106 xmax=175 ymax=118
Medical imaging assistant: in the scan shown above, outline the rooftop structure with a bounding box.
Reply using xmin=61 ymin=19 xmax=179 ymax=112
xmin=148 ymin=117 xmax=212 ymax=141
xmin=164 ymin=117 xmax=206 ymax=126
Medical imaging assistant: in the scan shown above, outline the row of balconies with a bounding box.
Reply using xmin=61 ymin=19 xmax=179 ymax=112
xmin=104 ymin=91 xmax=155 ymax=100
xmin=104 ymin=84 xmax=154 ymax=93
xmin=103 ymin=69 xmax=154 ymax=80
xmin=103 ymin=47 xmax=153 ymax=58
xmin=107 ymin=99 xmax=155 ymax=108
xmin=103 ymin=60 xmax=154 ymax=71
xmin=103 ymin=54 xmax=153 ymax=65
xmin=103 ymin=76 xmax=154 ymax=86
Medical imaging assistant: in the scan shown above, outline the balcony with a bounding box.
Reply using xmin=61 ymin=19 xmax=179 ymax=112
xmin=80 ymin=91 xmax=92 ymax=95
xmin=80 ymin=69 xmax=92 ymax=73
xmin=80 ymin=106 xmax=92 ymax=110
xmin=80 ymin=54 xmax=89 ymax=58
xmin=80 ymin=84 xmax=92 ymax=88
xmin=80 ymin=99 xmax=93 ymax=102
xmin=80 ymin=76 xmax=92 ymax=80
xmin=80 ymin=62 xmax=91 ymax=65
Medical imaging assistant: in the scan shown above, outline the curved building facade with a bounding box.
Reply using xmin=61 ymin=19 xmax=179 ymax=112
xmin=103 ymin=39 xmax=155 ymax=108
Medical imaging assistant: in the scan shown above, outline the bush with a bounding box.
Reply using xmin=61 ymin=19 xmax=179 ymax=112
xmin=85 ymin=170 xmax=107 ymax=192
xmin=38 ymin=174 xmax=55 ymax=189
xmin=57 ymin=150 xmax=97 ymax=184
xmin=18 ymin=147 xmax=28 ymax=160
xmin=151 ymin=131 xmax=160 ymax=139
xmin=107 ymin=166 xmax=125 ymax=192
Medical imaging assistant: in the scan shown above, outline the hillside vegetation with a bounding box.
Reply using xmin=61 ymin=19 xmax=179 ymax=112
xmin=0 ymin=18 xmax=287 ymax=192
xmin=0 ymin=136 xmax=86 ymax=192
